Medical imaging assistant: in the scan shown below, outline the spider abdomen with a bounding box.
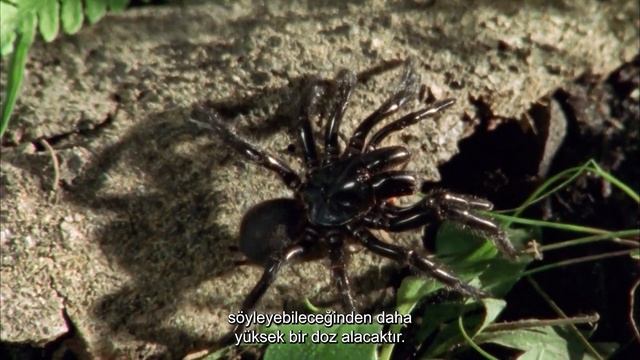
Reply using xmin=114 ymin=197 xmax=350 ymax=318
xmin=239 ymin=198 xmax=305 ymax=265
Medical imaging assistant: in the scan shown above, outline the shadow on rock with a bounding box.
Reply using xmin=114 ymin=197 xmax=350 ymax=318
xmin=63 ymin=107 xmax=253 ymax=356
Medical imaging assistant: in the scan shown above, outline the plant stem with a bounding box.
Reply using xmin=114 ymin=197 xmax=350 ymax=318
xmin=590 ymin=161 xmax=640 ymax=202
xmin=486 ymin=212 xmax=611 ymax=234
xmin=629 ymin=278 xmax=640 ymax=343
xmin=484 ymin=314 xmax=599 ymax=332
xmin=458 ymin=316 xmax=498 ymax=360
xmin=521 ymin=249 xmax=637 ymax=278
xmin=538 ymin=230 xmax=640 ymax=252
xmin=527 ymin=277 xmax=603 ymax=360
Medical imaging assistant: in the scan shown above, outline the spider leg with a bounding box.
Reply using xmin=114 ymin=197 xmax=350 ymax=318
xmin=324 ymin=70 xmax=357 ymax=164
xmin=366 ymin=190 xmax=518 ymax=259
xmin=348 ymin=226 xmax=486 ymax=297
xmin=327 ymin=232 xmax=356 ymax=312
xmin=365 ymin=98 xmax=456 ymax=151
xmin=372 ymin=171 xmax=417 ymax=199
xmin=359 ymin=146 xmax=411 ymax=173
xmin=297 ymin=80 xmax=324 ymax=170
xmin=189 ymin=114 xmax=301 ymax=190
xmin=231 ymin=244 xmax=306 ymax=337
xmin=345 ymin=60 xmax=420 ymax=155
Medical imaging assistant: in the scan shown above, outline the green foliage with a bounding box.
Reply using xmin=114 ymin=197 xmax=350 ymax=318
xmin=378 ymin=226 xmax=533 ymax=359
xmin=0 ymin=0 xmax=131 ymax=138
xmin=262 ymin=323 xmax=382 ymax=360
xmin=474 ymin=326 xmax=617 ymax=360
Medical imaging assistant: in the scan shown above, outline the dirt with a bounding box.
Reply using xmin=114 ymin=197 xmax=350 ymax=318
xmin=0 ymin=0 xmax=637 ymax=358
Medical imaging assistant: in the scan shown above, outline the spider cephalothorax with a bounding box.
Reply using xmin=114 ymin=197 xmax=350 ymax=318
xmin=190 ymin=60 xmax=518 ymax=337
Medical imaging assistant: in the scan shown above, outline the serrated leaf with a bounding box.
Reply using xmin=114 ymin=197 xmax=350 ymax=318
xmin=37 ymin=0 xmax=60 ymax=42
xmin=85 ymin=0 xmax=108 ymax=24
xmin=61 ymin=0 xmax=84 ymax=34
xmin=108 ymin=0 xmax=129 ymax=12
xmin=261 ymin=323 xmax=382 ymax=360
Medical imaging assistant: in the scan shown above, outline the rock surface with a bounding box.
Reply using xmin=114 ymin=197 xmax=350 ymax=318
xmin=1 ymin=0 xmax=636 ymax=358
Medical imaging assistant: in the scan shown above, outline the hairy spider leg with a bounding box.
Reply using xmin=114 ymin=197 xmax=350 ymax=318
xmin=296 ymin=80 xmax=324 ymax=170
xmin=445 ymin=207 xmax=517 ymax=259
xmin=324 ymin=70 xmax=357 ymax=164
xmin=366 ymin=190 xmax=518 ymax=259
xmin=327 ymin=232 xmax=357 ymax=312
xmin=345 ymin=61 xmax=420 ymax=155
xmin=189 ymin=114 xmax=301 ymax=189
xmin=348 ymin=226 xmax=486 ymax=298
xmin=365 ymin=98 xmax=456 ymax=151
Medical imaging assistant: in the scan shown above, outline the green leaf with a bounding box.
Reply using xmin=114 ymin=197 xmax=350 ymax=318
xmin=475 ymin=326 xmax=610 ymax=360
xmin=108 ymin=0 xmax=129 ymax=12
xmin=435 ymin=225 xmax=534 ymax=297
xmin=379 ymin=277 xmax=443 ymax=360
xmin=476 ymin=298 xmax=506 ymax=335
xmin=381 ymin=226 xmax=533 ymax=359
xmin=416 ymin=301 xmax=474 ymax=345
xmin=423 ymin=313 xmax=484 ymax=357
xmin=0 ymin=2 xmax=19 ymax=55
xmin=201 ymin=346 xmax=231 ymax=360
xmin=395 ymin=276 xmax=443 ymax=310
xmin=435 ymin=222 xmax=487 ymax=257
xmin=1 ymin=30 xmax=16 ymax=56
xmin=85 ymin=0 xmax=108 ymax=24
xmin=262 ymin=323 xmax=382 ymax=360
xmin=61 ymin=0 xmax=84 ymax=34
xmin=37 ymin=0 xmax=60 ymax=42
xmin=1 ymin=12 xmax=36 ymax=138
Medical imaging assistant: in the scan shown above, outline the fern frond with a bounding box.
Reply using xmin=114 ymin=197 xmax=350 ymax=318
xmin=1 ymin=0 xmax=131 ymax=138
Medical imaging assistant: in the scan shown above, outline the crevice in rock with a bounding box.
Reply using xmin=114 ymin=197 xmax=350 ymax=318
xmin=429 ymin=94 xmax=543 ymax=209
xmin=2 ymin=95 xmax=120 ymax=150
xmin=32 ymin=112 xmax=116 ymax=152
xmin=42 ymin=275 xmax=92 ymax=359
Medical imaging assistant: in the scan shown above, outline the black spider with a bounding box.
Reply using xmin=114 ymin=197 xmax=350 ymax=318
xmin=190 ymin=60 xmax=517 ymax=337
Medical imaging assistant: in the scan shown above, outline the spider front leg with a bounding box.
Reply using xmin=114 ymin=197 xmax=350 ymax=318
xmin=295 ymin=79 xmax=325 ymax=170
xmin=345 ymin=60 xmax=420 ymax=155
xmin=327 ymin=232 xmax=356 ymax=312
xmin=365 ymin=98 xmax=456 ymax=151
xmin=369 ymin=190 xmax=518 ymax=259
xmin=348 ymin=226 xmax=486 ymax=297
xmin=324 ymin=70 xmax=357 ymax=164
xmin=189 ymin=112 xmax=301 ymax=190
